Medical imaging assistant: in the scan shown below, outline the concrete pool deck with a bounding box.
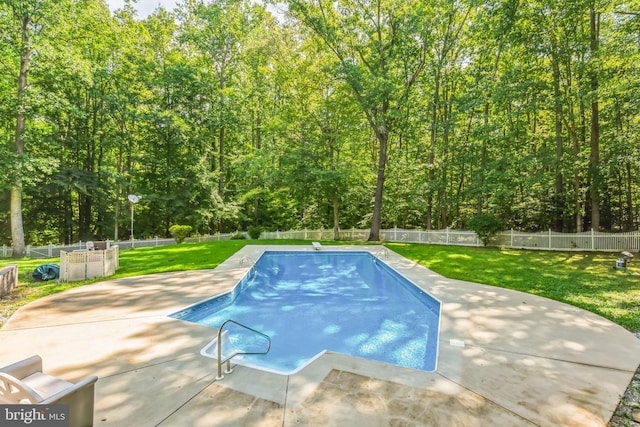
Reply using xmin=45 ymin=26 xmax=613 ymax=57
xmin=1 ymin=245 xmax=639 ymax=426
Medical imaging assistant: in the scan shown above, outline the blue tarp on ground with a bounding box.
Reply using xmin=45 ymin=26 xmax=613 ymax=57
xmin=32 ymin=263 xmax=60 ymax=281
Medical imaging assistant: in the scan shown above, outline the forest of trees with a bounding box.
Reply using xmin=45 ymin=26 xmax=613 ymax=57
xmin=1 ymin=0 xmax=638 ymax=254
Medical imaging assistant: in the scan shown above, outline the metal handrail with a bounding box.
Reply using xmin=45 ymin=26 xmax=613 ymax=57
xmin=373 ymin=247 xmax=389 ymax=259
xmin=215 ymin=319 xmax=271 ymax=380
xmin=239 ymin=255 xmax=255 ymax=266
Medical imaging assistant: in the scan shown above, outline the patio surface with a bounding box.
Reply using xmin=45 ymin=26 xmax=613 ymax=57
xmin=1 ymin=245 xmax=639 ymax=426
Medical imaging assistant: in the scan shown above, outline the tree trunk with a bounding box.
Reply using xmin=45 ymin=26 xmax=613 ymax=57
xmin=552 ymin=53 xmax=564 ymax=231
xmin=368 ymin=129 xmax=388 ymax=241
xmin=578 ymin=94 xmax=589 ymax=231
xmin=476 ymin=103 xmax=489 ymax=215
xmin=568 ymin=123 xmax=583 ymax=232
xmin=625 ymin=162 xmax=633 ymax=231
xmin=439 ymin=83 xmax=452 ymax=228
xmin=332 ymin=197 xmax=340 ymax=240
xmin=10 ymin=15 xmax=31 ymax=257
xmin=426 ymin=69 xmax=441 ymax=230
xmin=219 ymin=126 xmax=225 ymax=195
xmin=589 ymin=7 xmax=600 ymax=230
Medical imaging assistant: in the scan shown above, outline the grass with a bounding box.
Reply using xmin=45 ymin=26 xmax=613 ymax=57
xmin=387 ymin=243 xmax=640 ymax=332
xmin=1 ymin=240 xmax=639 ymax=331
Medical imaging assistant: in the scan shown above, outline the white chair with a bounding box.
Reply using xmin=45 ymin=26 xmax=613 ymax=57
xmin=0 ymin=355 xmax=97 ymax=427
xmin=312 ymin=241 xmax=322 ymax=250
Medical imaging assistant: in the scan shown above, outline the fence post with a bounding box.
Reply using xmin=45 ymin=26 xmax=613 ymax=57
xmin=48 ymin=244 xmax=53 ymax=257
xmin=591 ymin=228 xmax=595 ymax=250
xmin=446 ymin=227 xmax=450 ymax=245
xmin=549 ymin=229 xmax=552 ymax=249
xmin=510 ymin=229 xmax=514 ymax=248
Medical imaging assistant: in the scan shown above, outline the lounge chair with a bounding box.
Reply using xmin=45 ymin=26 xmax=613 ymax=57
xmin=0 ymin=355 xmax=97 ymax=427
xmin=312 ymin=242 xmax=322 ymax=250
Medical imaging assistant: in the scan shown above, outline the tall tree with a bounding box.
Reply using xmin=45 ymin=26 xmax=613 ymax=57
xmin=588 ymin=4 xmax=601 ymax=230
xmin=179 ymin=0 xmax=254 ymax=198
xmin=421 ymin=0 xmax=472 ymax=229
xmin=285 ymin=0 xmax=429 ymax=240
xmin=0 ymin=0 xmax=66 ymax=255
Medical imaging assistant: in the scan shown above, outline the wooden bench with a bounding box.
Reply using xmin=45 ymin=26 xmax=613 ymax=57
xmin=0 ymin=264 xmax=18 ymax=298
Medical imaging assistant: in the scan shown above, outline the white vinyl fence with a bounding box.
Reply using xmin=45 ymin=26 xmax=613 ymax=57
xmin=59 ymin=246 xmax=120 ymax=282
xmin=0 ymin=233 xmax=240 ymax=259
xmin=260 ymin=228 xmax=482 ymax=246
xmin=2 ymin=228 xmax=638 ymax=260
xmin=493 ymin=229 xmax=640 ymax=251
xmin=261 ymin=228 xmax=640 ymax=252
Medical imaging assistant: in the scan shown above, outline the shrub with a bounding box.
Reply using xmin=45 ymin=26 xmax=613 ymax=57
xmin=467 ymin=214 xmax=504 ymax=246
xmin=230 ymin=231 xmax=247 ymax=240
xmin=169 ymin=225 xmax=192 ymax=244
xmin=247 ymin=226 xmax=263 ymax=240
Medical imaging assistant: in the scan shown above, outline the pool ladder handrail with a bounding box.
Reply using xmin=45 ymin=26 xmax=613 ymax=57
xmin=373 ymin=247 xmax=389 ymax=259
xmin=239 ymin=255 xmax=255 ymax=266
xmin=216 ymin=319 xmax=271 ymax=380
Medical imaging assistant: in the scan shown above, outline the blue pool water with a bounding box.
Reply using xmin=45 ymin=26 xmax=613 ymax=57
xmin=170 ymin=251 xmax=440 ymax=374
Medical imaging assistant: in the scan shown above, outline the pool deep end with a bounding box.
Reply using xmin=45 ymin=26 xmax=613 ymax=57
xmin=170 ymin=251 xmax=441 ymax=374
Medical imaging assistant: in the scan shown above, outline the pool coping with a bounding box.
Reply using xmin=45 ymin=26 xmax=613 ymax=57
xmin=1 ymin=244 xmax=639 ymax=426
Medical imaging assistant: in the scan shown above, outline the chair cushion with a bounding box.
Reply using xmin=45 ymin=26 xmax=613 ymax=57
xmin=21 ymin=373 xmax=73 ymax=398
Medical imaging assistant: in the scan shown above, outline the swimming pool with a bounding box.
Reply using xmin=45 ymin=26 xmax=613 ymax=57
xmin=170 ymin=251 xmax=441 ymax=374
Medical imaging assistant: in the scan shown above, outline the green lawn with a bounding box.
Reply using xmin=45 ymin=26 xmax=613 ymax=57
xmin=387 ymin=243 xmax=640 ymax=332
xmin=1 ymin=240 xmax=638 ymax=331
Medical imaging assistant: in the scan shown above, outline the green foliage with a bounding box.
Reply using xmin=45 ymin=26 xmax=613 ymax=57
xmin=467 ymin=214 xmax=505 ymax=246
xmin=169 ymin=225 xmax=192 ymax=243
xmin=1 ymin=0 xmax=640 ymax=249
xmin=230 ymin=231 xmax=247 ymax=240
xmin=247 ymin=226 xmax=262 ymax=240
